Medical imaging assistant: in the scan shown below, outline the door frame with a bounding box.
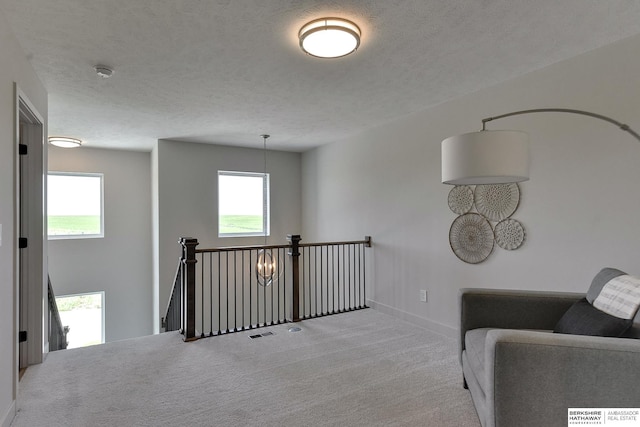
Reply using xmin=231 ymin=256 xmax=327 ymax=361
xmin=13 ymin=84 xmax=47 ymax=397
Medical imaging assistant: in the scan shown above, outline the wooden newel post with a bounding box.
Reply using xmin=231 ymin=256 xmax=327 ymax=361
xmin=287 ymin=234 xmax=301 ymax=322
xmin=180 ymin=237 xmax=198 ymax=341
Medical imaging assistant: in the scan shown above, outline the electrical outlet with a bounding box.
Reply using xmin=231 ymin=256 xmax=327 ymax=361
xmin=419 ymin=289 xmax=427 ymax=303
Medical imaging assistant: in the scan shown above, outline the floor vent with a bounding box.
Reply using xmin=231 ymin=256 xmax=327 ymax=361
xmin=248 ymin=331 xmax=274 ymax=339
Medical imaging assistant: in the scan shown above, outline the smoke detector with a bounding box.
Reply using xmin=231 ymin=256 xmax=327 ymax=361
xmin=94 ymin=65 xmax=114 ymax=78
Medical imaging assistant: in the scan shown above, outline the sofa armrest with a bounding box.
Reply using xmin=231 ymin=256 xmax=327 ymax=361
xmin=485 ymin=330 xmax=640 ymax=427
xmin=459 ymin=288 xmax=583 ymax=362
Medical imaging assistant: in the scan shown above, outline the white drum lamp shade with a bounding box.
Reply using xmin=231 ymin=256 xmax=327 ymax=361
xmin=441 ymin=130 xmax=529 ymax=185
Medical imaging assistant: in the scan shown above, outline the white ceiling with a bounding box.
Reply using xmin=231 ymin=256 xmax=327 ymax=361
xmin=3 ymin=0 xmax=640 ymax=152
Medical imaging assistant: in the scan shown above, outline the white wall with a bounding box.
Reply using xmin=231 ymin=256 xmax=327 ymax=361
xmin=302 ymin=34 xmax=640 ymax=337
xmin=0 ymin=11 xmax=48 ymax=427
xmin=155 ymin=140 xmax=301 ymax=330
xmin=48 ymin=146 xmax=153 ymax=342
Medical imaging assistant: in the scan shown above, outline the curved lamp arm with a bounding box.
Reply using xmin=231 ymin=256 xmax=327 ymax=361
xmin=481 ymin=108 xmax=640 ymax=143
xmin=442 ymin=108 xmax=640 ymax=185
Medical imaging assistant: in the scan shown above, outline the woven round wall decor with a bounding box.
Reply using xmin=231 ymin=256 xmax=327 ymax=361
xmin=494 ymin=218 xmax=525 ymax=250
xmin=474 ymin=183 xmax=520 ymax=221
xmin=449 ymin=213 xmax=494 ymax=264
xmin=448 ymin=185 xmax=474 ymax=215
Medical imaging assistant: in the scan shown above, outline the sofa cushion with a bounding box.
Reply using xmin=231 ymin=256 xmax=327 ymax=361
xmin=587 ymin=268 xmax=640 ymax=338
xmin=593 ymin=274 xmax=640 ymax=319
xmin=587 ymin=267 xmax=626 ymax=304
xmin=465 ymin=328 xmax=491 ymax=394
xmin=554 ymin=298 xmax=632 ymax=337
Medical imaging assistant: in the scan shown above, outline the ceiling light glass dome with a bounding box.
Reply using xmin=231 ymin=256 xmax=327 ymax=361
xmin=299 ymin=18 xmax=361 ymax=58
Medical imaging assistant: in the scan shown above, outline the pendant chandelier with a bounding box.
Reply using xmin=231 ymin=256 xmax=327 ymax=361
xmin=256 ymin=249 xmax=278 ymax=287
xmin=256 ymin=134 xmax=281 ymax=287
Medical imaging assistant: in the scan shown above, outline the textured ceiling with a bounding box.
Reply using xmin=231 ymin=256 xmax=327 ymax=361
xmin=2 ymin=0 xmax=640 ymax=152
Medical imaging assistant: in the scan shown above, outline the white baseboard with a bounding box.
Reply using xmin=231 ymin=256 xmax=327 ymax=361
xmin=1 ymin=400 xmax=15 ymax=427
xmin=367 ymin=299 xmax=458 ymax=339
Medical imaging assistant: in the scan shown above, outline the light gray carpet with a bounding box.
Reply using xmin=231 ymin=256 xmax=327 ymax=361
xmin=13 ymin=309 xmax=480 ymax=427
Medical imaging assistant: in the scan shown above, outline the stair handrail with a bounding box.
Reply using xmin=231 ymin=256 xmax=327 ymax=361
xmin=162 ymin=262 xmax=182 ymax=332
xmin=48 ymin=275 xmax=69 ymax=351
xmin=166 ymin=234 xmax=372 ymax=341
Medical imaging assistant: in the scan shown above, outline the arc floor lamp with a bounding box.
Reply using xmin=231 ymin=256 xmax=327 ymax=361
xmin=441 ymin=108 xmax=640 ymax=185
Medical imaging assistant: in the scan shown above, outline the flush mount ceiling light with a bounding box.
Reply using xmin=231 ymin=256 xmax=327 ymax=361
xmin=94 ymin=65 xmax=113 ymax=78
xmin=48 ymin=136 xmax=82 ymax=148
xmin=299 ymin=17 xmax=361 ymax=58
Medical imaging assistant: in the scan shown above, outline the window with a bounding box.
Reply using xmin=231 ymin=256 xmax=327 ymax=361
xmin=218 ymin=171 xmax=269 ymax=237
xmin=55 ymin=291 xmax=105 ymax=348
xmin=48 ymin=172 xmax=104 ymax=239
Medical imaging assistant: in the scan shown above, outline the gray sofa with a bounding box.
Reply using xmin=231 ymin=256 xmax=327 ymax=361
xmin=459 ymin=272 xmax=640 ymax=427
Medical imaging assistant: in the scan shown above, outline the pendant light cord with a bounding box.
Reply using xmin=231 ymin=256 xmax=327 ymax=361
xmin=261 ymin=134 xmax=270 ymax=247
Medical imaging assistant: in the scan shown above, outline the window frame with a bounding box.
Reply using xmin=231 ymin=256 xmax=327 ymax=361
xmin=218 ymin=170 xmax=270 ymax=238
xmin=47 ymin=171 xmax=105 ymax=240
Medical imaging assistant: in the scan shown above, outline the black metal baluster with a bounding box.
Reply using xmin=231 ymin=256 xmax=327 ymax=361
xmin=361 ymin=243 xmax=366 ymax=309
xmin=200 ymin=253 xmax=205 ymax=338
xmin=329 ymin=245 xmax=333 ymax=314
xmin=326 ymin=245 xmax=330 ymax=314
xmin=269 ymin=248 xmax=278 ymax=325
xmin=327 ymin=245 xmax=336 ymax=314
xmin=255 ymin=248 xmax=259 ymax=328
xmin=353 ymin=244 xmax=357 ymax=310
xmin=306 ymin=246 xmax=310 ymax=318
xmin=360 ymin=243 xmax=364 ymax=308
xmin=257 ymin=248 xmax=261 ymax=327
xmin=356 ymin=244 xmax=361 ymax=309
xmin=300 ymin=248 xmax=307 ymax=319
xmin=277 ymin=247 xmax=282 ymax=324
xmin=338 ymin=245 xmax=343 ymax=313
xmin=314 ymin=246 xmax=319 ymax=317
xmin=262 ymin=249 xmax=267 ymax=326
xmin=318 ymin=246 xmax=322 ymax=316
xmin=241 ymin=250 xmax=245 ymax=330
xmin=305 ymin=246 xmax=309 ymax=318
xmin=320 ymin=245 xmax=324 ymax=316
xmin=282 ymin=247 xmax=286 ymax=323
xmin=233 ymin=250 xmax=238 ymax=332
xmin=302 ymin=246 xmax=306 ymax=319
xmin=361 ymin=243 xmax=365 ymax=309
xmin=255 ymin=249 xmax=258 ymax=328
xmin=348 ymin=244 xmax=352 ymax=311
xmin=305 ymin=246 xmax=309 ymax=317
xmin=342 ymin=245 xmax=349 ymax=311
xmin=358 ymin=244 xmax=363 ymax=308
xmin=309 ymin=246 xmax=312 ymax=318
xmin=353 ymin=245 xmax=362 ymax=308
xmin=217 ymin=252 xmax=221 ymax=335
xmin=209 ymin=252 xmax=213 ymax=336
xmin=332 ymin=245 xmax=336 ymax=314
xmin=224 ymin=251 xmax=231 ymax=333
xmin=344 ymin=244 xmax=348 ymax=311
xmin=353 ymin=244 xmax=358 ymax=309
xmin=249 ymin=250 xmax=253 ymax=329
